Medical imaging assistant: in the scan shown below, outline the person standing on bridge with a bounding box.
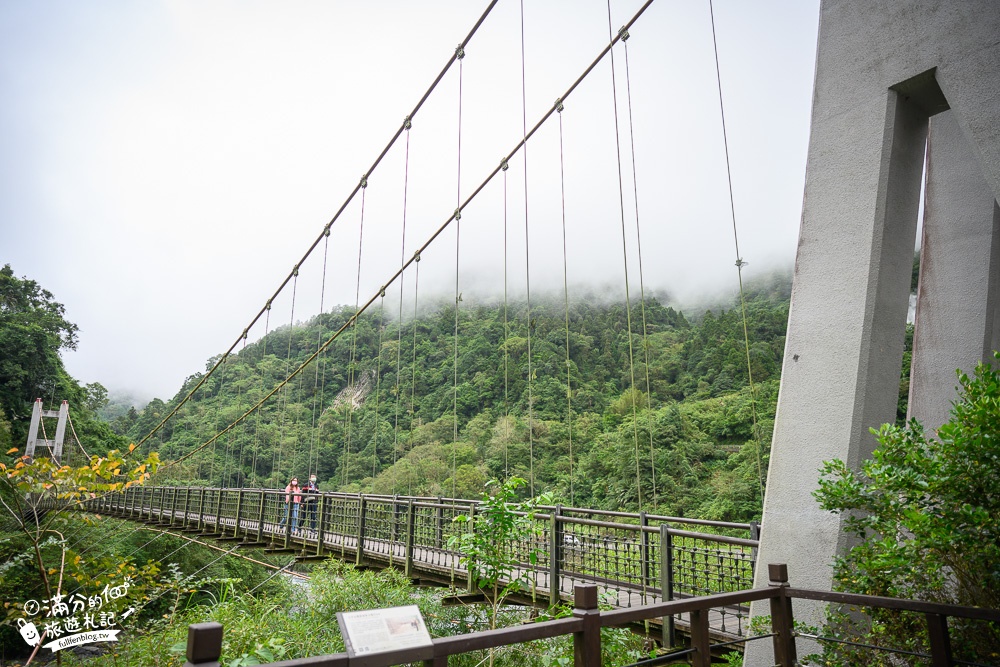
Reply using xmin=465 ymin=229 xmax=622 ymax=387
xmin=278 ymin=477 xmax=302 ymax=531
xmin=299 ymin=474 xmax=319 ymax=533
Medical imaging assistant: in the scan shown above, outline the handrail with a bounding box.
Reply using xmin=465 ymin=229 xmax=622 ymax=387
xmin=148 ymin=486 xmax=755 ymax=532
xmin=61 ymin=484 xmax=760 ymax=634
xmin=178 ymin=564 xmax=1000 ymax=667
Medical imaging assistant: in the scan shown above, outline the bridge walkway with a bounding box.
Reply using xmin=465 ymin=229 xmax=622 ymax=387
xmin=71 ymin=486 xmax=759 ymax=647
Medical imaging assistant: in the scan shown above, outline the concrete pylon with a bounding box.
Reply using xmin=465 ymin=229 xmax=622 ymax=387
xmin=25 ymin=399 xmax=69 ymax=465
xmin=908 ymin=111 xmax=1000 ymax=432
xmin=747 ymin=2 xmax=1000 ymax=664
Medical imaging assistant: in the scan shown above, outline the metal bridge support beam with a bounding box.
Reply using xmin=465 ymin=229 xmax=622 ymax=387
xmin=908 ymin=110 xmax=1000 ymax=432
xmin=749 ymin=3 xmax=1000 ymax=665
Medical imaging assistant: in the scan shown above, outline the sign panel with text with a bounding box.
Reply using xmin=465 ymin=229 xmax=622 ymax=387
xmin=336 ymin=605 xmax=433 ymax=659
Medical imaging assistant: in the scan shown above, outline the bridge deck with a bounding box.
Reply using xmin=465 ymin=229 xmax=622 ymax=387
xmin=74 ymin=487 xmax=758 ymax=648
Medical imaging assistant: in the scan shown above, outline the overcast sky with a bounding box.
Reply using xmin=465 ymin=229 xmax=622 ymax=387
xmin=1 ymin=1 xmax=820 ymax=402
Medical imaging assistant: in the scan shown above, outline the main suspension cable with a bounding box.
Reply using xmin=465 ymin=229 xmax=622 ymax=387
xmin=135 ymin=0 xmax=502 ymax=452
xmin=160 ymin=0 xmax=656 ymax=474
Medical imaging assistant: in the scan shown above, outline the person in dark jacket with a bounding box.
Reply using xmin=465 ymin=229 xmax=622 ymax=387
xmin=299 ymin=475 xmax=320 ymax=531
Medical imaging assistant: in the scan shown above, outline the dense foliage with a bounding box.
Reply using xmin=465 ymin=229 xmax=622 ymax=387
xmin=0 ymin=264 xmax=126 ymax=460
xmin=813 ymin=355 xmax=1000 ymax=664
xmin=132 ymin=275 xmax=791 ymax=521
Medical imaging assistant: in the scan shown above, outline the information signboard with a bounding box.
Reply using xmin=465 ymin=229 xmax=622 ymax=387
xmin=336 ymin=604 xmax=433 ymax=659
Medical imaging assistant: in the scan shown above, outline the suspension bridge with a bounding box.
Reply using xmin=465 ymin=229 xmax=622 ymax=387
xmin=27 ymin=0 xmax=775 ymax=653
xmin=111 ymin=0 xmax=767 ymax=549
xmin=20 ymin=0 xmax=1000 ymax=664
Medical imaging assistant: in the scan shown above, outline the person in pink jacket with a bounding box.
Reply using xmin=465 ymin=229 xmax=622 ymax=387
xmin=278 ymin=477 xmax=302 ymax=529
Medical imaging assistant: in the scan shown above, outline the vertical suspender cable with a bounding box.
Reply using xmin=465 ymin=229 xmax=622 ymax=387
xmin=519 ymin=0 xmax=535 ymax=497
xmin=252 ymin=306 xmax=271 ymax=486
xmin=276 ymin=271 xmax=298 ymax=476
xmin=373 ymin=291 xmax=385 ymax=482
xmin=408 ymin=253 xmax=421 ymax=496
xmin=606 ymin=0 xmax=643 ymax=511
xmin=226 ymin=335 xmax=248 ymax=487
xmin=345 ymin=180 xmax=368 ymax=488
xmin=452 ymin=45 xmax=465 ymax=500
xmin=557 ymin=101 xmax=575 ymax=507
xmin=708 ymin=0 xmax=766 ymax=505
xmin=308 ymin=229 xmax=331 ymax=478
xmin=620 ymin=30 xmax=658 ymax=506
xmin=502 ymin=159 xmax=510 ymax=480
xmin=392 ymin=119 xmax=413 ymax=492
xmin=208 ymin=349 xmax=229 ymax=487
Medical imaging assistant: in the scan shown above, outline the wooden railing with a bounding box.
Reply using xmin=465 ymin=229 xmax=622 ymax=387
xmin=177 ymin=564 xmax=1000 ymax=667
xmin=67 ymin=486 xmax=759 ymax=639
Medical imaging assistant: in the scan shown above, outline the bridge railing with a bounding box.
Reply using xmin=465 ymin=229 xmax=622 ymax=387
xmin=177 ymin=564 xmax=1000 ymax=667
xmin=76 ymin=486 xmax=759 ymax=633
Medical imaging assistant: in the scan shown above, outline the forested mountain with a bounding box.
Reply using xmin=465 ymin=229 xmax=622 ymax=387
xmin=131 ymin=274 xmax=792 ymax=523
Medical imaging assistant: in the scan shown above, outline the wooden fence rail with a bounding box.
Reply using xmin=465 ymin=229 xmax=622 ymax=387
xmin=178 ymin=564 xmax=1000 ymax=667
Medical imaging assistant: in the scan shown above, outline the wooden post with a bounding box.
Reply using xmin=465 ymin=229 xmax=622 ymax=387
xmin=572 ymin=584 xmax=601 ymax=667
xmin=196 ymin=488 xmax=207 ymax=531
xmin=356 ymin=496 xmax=367 ymax=565
xmin=659 ymin=524 xmax=675 ymax=647
xmin=689 ymin=609 xmax=712 ymax=667
xmin=465 ymin=503 xmax=477 ymax=593
xmin=170 ymin=487 xmax=182 ymax=526
xmin=154 ymin=487 xmax=163 ymax=523
xmin=182 ymin=488 xmax=192 ymax=527
xmin=283 ymin=492 xmax=293 ymax=548
xmin=549 ymin=505 xmax=562 ymax=608
xmin=216 ymin=490 xmax=226 ymax=534
xmin=768 ymin=563 xmax=797 ymax=666
xmin=435 ymin=496 xmax=444 ymax=549
xmin=255 ymin=491 xmax=266 ymax=543
xmin=639 ymin=512 xmax=650 ymax=602
xmin=232 ymin=488 xmax=244 ymax=538
xmin=926 ymin=613 xmax=953 ymax=667
xmin=405 ymin=499 xmax=416 ymax=578
xmin=183 ymin=622 xmax=223 ymax=667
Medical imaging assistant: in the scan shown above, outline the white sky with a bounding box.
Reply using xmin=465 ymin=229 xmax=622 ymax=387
xmin=1 ymin=1 xmax=820 ymax=402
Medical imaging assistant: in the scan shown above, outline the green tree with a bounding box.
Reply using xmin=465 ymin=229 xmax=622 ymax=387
xmin=448 ymin=476 xmax=551 ymax=665
xmin=814 ymin=354 xmax=1000 ymax=663
xmin=0 ymin=264 xmax=80 ymax=435
xmin=84 ymin=381 xmax=109 ymax=413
